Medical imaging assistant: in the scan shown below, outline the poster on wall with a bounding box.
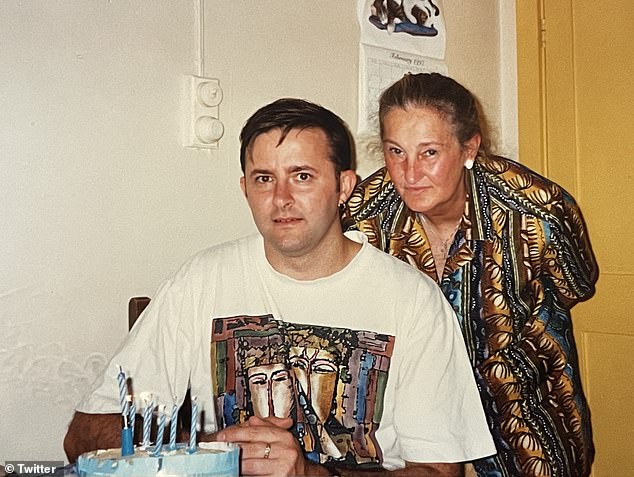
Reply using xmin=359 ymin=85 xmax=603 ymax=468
xmin=357 ymin=0 xmax=448 ymax=133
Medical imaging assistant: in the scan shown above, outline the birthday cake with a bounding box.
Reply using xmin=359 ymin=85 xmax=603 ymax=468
xmin=76 ymin=442 xmax=239 ymax=477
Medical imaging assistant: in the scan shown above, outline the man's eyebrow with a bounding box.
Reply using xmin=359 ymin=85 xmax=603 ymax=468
xmin=248 ymin=165 xmax=318 ymax=177
xmin=248 ymin=168 xmax=272 ymax=177
xmin=289 ymin=165 xmax=318 ymax=173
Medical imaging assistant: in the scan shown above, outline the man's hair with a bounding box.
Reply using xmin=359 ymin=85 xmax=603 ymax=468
xmin=239 ymin=98 xmax=354 ymax=174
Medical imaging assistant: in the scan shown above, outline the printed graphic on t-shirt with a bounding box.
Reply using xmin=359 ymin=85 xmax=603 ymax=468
xmin=211 ymin=314 xmax=395 ymax=468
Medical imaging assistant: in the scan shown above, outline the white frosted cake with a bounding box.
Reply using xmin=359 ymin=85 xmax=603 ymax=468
xmin=76 ymin=442 xmax=239 ymax=477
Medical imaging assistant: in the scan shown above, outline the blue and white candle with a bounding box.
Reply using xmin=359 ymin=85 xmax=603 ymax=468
xmin=117 ymin=365 xmax=129 ymax=427
xmin=188 ymin=397 xmax=198 ymax=453
xmin=169 ymin=401 xmax=178 ymax=450
xmin=141 ymin=393 xmax=153 ymax=448
xmin=153 ymin=405 xmax=166 ymax=456
xmin=128 ymin=395 xmax=136 ymax=437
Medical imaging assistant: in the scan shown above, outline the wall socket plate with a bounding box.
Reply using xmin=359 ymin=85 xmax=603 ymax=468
xmin=183 ymin=75 xmax=224 ymax=149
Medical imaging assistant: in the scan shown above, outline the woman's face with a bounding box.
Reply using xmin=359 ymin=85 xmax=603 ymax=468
xmin=381 ymin=106 xmax=479 ymax=217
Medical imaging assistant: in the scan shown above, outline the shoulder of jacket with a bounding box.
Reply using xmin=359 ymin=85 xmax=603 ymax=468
xmin=476 ymin=155 xmax=570 ymax=214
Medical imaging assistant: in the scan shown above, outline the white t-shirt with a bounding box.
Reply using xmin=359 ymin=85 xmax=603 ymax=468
xmin=78 ymin=231 xmax=494 ymax=469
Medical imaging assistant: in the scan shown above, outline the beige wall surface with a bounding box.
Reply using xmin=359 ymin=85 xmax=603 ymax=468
xmin=0 ymin=0 xmax=514 ymax=461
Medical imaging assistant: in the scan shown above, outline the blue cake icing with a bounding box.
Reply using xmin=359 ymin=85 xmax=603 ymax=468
xmin=76 ymin=442 xmax=239 ymax=477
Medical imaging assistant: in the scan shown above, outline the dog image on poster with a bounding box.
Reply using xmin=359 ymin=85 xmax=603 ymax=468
xmin=369 ymin=0 xmax=440 ymax=36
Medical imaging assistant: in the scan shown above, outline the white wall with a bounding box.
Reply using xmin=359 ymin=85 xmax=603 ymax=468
xmin=0 ymin=0 xmax=515 ymax=462
xmin=445 ymin=0 xmax=518 ymax=158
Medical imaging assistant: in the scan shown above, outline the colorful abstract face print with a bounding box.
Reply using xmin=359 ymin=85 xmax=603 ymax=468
xmin=211 ymin=314 xmax=395 ymax=468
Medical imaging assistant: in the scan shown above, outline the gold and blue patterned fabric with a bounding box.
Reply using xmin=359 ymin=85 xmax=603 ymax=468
xmin=343 ymin=155 xmax=598 ymax=477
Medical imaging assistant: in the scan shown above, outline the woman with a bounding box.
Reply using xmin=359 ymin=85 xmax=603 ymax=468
xmin=343 ymin=73 xmax=598 ymax=477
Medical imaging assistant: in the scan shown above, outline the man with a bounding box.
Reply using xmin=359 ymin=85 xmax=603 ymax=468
xmin=64 ymin=98 xmax=495 ymax=476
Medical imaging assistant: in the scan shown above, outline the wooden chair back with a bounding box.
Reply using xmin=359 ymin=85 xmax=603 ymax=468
xmin=128 ymin=296 xmax=151 ymax=330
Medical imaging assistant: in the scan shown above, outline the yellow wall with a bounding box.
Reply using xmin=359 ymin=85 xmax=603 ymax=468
xmin=516 ymin=1 xmax=634 ymax=476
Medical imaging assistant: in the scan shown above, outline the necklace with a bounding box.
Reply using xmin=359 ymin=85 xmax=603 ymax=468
xmin=417 ymin=213 xmax=461 ymax=260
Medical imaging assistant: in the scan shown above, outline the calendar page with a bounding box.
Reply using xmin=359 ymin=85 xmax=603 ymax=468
xmin=358 ymin=43 xmax=447 ymax=134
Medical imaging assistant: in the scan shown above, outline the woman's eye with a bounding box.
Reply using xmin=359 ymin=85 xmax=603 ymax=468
xmin=423 ymin=149 xmax=438 ymax=157
xmin=388 ymin=146 xmax=403 ymax=156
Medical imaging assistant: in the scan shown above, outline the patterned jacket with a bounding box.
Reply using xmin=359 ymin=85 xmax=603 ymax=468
xmin=343 ymin=155 xmax=598 ymax=477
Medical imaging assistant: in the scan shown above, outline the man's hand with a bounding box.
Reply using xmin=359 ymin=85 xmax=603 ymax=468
xmin=64 ymin=411 xmax=190 ymax=463
xmin=64 ymin=412 xmax=123 ymax=463
xmin=212 ymin=416 xmax=330 ymax=476
xmin=200 ymin=416 xmax=462 ymax=476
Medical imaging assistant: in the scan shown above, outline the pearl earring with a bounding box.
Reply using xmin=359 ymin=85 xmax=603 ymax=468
xmin=464 ymin=159 xmax=474 ymax=170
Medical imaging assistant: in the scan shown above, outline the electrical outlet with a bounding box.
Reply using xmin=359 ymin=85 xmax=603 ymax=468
xmin=183 ymin=75 xmax=224 ymax=149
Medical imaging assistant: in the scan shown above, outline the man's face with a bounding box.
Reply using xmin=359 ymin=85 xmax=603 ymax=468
xmin=241 ymin=127 xmax=352 ymax=264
